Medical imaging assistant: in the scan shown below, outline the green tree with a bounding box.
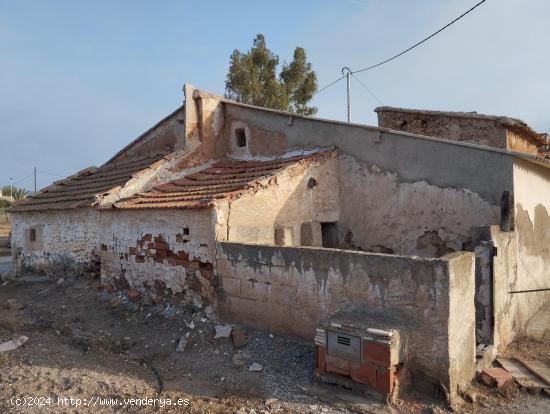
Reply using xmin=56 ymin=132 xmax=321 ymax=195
xmin=225 ymin=34 xmax=317 ymax=115
xmin=1 ymin=185 xmax=29 ymax=200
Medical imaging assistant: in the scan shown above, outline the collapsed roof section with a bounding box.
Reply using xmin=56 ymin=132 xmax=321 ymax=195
xmin=111 ymin=149 xmax=333 ymax=210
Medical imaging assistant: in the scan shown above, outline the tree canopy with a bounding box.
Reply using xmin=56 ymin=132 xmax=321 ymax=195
xmin=1 ymin=185 xmax=29 ymax=200
xmin=225 ymin=34 xmax=318 ymax=116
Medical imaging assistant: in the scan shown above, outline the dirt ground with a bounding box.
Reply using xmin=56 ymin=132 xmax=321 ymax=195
xmin=0 ymin=266 xmax=549 ymax=414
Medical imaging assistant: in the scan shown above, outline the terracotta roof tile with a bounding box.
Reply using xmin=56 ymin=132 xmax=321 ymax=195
xmin=113 ymin=150 xmax=331 ymax=210
xmin=10 ymin=152 xmax=169 ymax=212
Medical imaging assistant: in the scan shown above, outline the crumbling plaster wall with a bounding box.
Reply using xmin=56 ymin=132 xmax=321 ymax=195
xmin=99 ymin=208 xmax=216 ymax=304
xmin=214 ymin=154 xmax=339 ymax=246
xmin=222 ymin=103 xmax=515 ymax=207
xmin=216 ymin=242 xmax=475 ymax=402
xmin=375 ymin=109 xmax=508 ymax=149
xmin=337 ymin=154 xmax=500 ymax=256
xmin=506 ymin=131 xmax=539 ymax=155
xmin=490 ymin=159 xmax=550 ymax=348
xmin=10 ymin=209 xmax=100 ymax=275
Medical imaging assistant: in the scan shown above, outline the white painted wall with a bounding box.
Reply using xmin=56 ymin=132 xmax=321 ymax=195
xmin=10 ymin=209 xmax=99 ymax=273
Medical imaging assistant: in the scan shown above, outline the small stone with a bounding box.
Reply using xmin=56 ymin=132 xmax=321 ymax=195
xmin=201 ymin=317 xmax=208 ymax=323
xmin=232 ymin=353 xmax=246 ymax=368
xmin=57 ymin=278 xmax=64 ymax=285
xmin=214 ymin=324 xmax=232 ymax=338
xmin=110 ymin=297 xmax=121 ymax=307
xmin=141 ymin=293 xmax=154 ymax=306
xmin=249 ymin=362 xmax=263 ymax=372
xmin=176 ymin=335 xmax=189 ymax=352
xmin=126 ymin=289 xmax=140 ymax=301
xmin=232 ymin=328 xmax=248 ymax=347
xmin=187 ymin=321 xmax=195 ymax=330
xmin=98 ymin=291 xmax=113 ymax=302
xmin=161 ymin=306 xmax=177 ymax=318
xmin=269 ymin=333 xmax=274 ymax=339
xmin=462 ymin=389 xmax=477 ymax=403
xmin=265 ymin=398 xmax=278 ymax=408
xmin=0 ymin=336 xmax=29 ymax=352
xmin=205 ymin=305 xmax=215 ymax=319
xmin=124 ymin=301 xmax=139 ymax=312
xmin=4 ymin=299 xmax=25 ymax=310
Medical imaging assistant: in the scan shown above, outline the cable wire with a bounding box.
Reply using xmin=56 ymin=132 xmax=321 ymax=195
xmin=350 ymin=73 xmax=384 ymax=106
xmin=314 ymin=75 xmax=346 ymax=95
xmin=13 ymin=172 xmax=34 ymax=185
xmin=353 ymin=0 xmax=487 ymax=73
xmin=37 ymin=169 xmax=64 ymax=178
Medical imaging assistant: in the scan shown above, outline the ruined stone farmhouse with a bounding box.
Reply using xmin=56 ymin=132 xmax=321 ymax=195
xmin=8 ymin=85 xmax=550 ymax=402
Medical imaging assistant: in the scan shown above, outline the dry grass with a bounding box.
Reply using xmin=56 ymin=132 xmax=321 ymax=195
xmin=501 ymin=335 xmax=550 ymax=363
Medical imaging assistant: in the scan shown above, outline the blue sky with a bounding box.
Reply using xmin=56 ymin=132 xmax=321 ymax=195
xmin=1 ymin=0 xmax=548 ymax=192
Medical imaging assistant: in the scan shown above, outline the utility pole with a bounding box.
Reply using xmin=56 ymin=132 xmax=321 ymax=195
xmin=33 ymin=167 xmax=37 ymax=193
xmin=342 ymin=67 xmax=352 ymax=123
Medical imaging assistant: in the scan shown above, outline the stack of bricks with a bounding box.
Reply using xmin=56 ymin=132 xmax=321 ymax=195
xmin=314 ymin=326 xmax=401 ymax=396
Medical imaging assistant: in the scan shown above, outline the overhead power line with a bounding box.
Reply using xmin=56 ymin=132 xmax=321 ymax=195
xmin=313 ymin=1 xmax=487 ymax=98
xmin=350 ymin=73 xmax=383 ymax=106
xmin=353 ymin=0 xmax=488 ymax=73
xmin=315 ymin=75 xmax=346 ymax=96
xmin=14 ymin=172 xmax=34 ymax=185
xmin=37 ymin=169 xmax=64 ymax=178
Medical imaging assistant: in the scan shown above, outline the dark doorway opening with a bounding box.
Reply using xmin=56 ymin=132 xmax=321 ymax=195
xmin=321 ymin=222 xmax=338 ymax=248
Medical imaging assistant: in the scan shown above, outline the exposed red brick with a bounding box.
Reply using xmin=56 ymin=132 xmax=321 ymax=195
xmin=480 ymin=367 xmax=513 ymax=388
xmin=142 ymin=234 xmax=152 ymax=241
xmin=101 ymin=244 xmax=108 ymax=251
xmin=153 ymin=257 xmax=164 ymax=264
xmin=156 ymin=250 xmax=168 ymax=258
xmin=154 ymin=235 xmax=164 ymax=243
xmin=325 ymin=355 xmax=350 ymax=376
xmin=176 ymin=234 xmax=183 ymax=243
xmin=128 ymin=247 xmax=137 ymax=255
xmin=177 ymin=251 xmax=189 ymax=260
xmin=147 ymin=242 xmax=154 ymax=249
xmin=174 ymin=258 xmax=189 ymax=267
xmin=135 ymin=255 xmax=145 ymax=263
xmin=362 ymin=340 xmax=391 ymax=367
xmin=155 ymin=241 xmax=169 ymax=250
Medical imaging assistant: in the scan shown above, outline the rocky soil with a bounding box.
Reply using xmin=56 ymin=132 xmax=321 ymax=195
xmin=0 ymin=267 xmax=549 ymax=413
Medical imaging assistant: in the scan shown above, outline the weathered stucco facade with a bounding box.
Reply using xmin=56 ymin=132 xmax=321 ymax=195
xmin=99 ymin=208 xmax=215 ymax=304
xmin=216 ymin=243 xmax=475 ymax=401
xmin=336 ymin=154 xmax=499 ymax=256
xmin=9 ymin=84 xmax=550 ymax=404
xmin=11 ymin=209 xmax=99 ymax=276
